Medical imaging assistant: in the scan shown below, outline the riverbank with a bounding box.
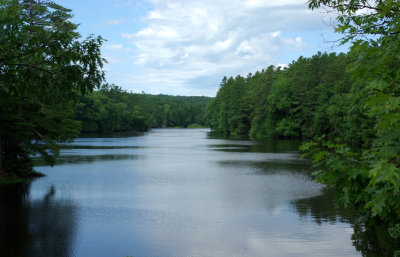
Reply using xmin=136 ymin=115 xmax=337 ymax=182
xmin=0 ymin=170 xmax=44 ymax=185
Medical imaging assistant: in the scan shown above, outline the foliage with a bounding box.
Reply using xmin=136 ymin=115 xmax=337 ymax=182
xmin=389 ymin=224 xmax=400 ymax=240
xmin=352 ymin=222 xmax=400 ymax=257
xmin=389 ymin=224 xmax=400 ymax=257
xmin=303 ymin=0 xmax=400 ymax=224
xmin=300 ymin=140 xmax=366 ymax=209
xmin=206 ymin=0 xmax=400 ymax=225
xmin=0 ymin=0 xmax=105 ymax=176
xmin=206 ymin=53 xmax=364 ymax=141
xmin=0 ymin=171 xmax=43 ymax=185
xmin=307 ymin=0 xmax=400 ymax=44
xmin=75 ymin=84 xmax=211 ymax=133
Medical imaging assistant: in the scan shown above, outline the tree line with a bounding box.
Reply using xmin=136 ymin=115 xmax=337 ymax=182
xmin=75 ymin=84 xmax=210 ymax=134
xmin=205 ymin=52 xmax=372 ymax=144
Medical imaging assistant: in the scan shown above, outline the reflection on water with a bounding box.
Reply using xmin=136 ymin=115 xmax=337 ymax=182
xmin=291 ymin=188 xmax=355 ymax=225
xmin=208 ymin=139 xmax=299 ymax=153
xmin=0 ymin=184 xmax=78 ymax=257
xmin=291 ymin=182 xmax=400 ymax=257
xmin=0 ymin=129 xmax=395 ymax=256
xmin=34 ymin=154 xmax=141 ymax=166
xmin=352 ymin=222 xmax=400 ymax=257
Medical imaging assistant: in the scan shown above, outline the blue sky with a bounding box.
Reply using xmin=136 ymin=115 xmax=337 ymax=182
xmin=56 ymin=0 xmax=347 ymax=96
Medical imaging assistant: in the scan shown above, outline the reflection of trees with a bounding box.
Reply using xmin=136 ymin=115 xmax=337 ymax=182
xmin=291 ymin=188 xmax=400 ymax=257
xmin=249 ymin=140 xmax=299 ymax=153
xmin=0 ymin=183 xmax=78 ymax=257
xmin=207 ymin=139 xmax=300 ymax=153
xmin=291 ymin=188 xmax=354 ymax=225
xmin=352 ymin=223 xmax=400 ymax=257
xmin=0 ymin=183 xmax=31 ymax=257
xmin=34 ymin=154 xmax=140 ymax=166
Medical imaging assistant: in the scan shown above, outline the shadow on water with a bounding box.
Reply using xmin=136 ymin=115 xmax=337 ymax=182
xmin=352 ymin=222 xmax=400 ymax=257
xmin=33 ymin=154 xmax=141 ymax=166
xmin=78 ymin=132 xmax=146 ymax=138
xmin=60 ymin=145 xmax=146 ymax=150
xmin=291 ymin=188 xmax=355 ymax=225
xmin=291 ymin=188 xmax=400 ymax=257
xmin=0 ymin=184 xmax=78 ymax=257
xmin=208 ymin=139 xmax=300 ymax=153
xmin=218 ymin=159 xmax=311 ymax=175
xmin=207 ymin=131 xmax=249 ymax=141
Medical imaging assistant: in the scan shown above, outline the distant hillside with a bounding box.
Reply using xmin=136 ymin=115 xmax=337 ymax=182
xmin=75 ymin=84 xmax=212 ymax=133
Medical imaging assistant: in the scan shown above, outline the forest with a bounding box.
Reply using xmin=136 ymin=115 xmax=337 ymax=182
xmin=205 ymin=52 xmax=368 ymax=142
xmin=75 ymin=84 xmax=210 ymax=134
xmin=0 ymin=0 xmax=399 ymax=252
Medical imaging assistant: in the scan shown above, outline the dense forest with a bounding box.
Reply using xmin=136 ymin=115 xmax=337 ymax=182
xmin=205 ymin=52 xmax=372 ymax=143
xmin=206 ymin=0 xmax=400 ymax=240
xmin=75 ymin=84 xmax=210 ymax=134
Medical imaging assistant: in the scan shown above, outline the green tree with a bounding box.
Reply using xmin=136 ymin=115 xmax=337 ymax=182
xmin=0 ymin=0 xmax=105 ymax=177
xmin=247 ymin=66 xmax=277 ymax=139
xmin=76 ymin=89 xmax=211 ymax=133
xmin=304 ymin=0 xmax=400 ymax=223
xmin=206 ymin=53 xmax=354 ymax=140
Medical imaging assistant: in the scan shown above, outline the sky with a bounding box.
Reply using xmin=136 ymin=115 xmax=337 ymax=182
xmin=56 ymin=0 xmax=347 ymax=97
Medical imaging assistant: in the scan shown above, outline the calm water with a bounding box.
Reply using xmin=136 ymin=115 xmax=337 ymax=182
xmin=0 ymin=128 xmax=362 ymax=257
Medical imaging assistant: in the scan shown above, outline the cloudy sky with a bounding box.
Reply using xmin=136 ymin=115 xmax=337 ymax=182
xmin=57 ymin=0 xmax=346 ymax=96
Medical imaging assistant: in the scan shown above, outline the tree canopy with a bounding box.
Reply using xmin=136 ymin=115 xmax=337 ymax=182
xmin=206 ymin=52 xmax=363 ymax=141
xmin=75 ymin=84 xmax=211 ymax=134
xmin=0 ymin=0 xmax=105 ymax=177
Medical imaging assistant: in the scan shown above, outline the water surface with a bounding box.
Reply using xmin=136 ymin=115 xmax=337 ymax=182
xmin=0 ymin=128 xmax=361 ymax=257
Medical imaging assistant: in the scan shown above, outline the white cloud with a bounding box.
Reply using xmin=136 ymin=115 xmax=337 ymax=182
xmin=103 ymin=18 xmax=126 ymax=26
xmin=277 ymin=63 xmax=288 ymax=69
xmin=246 ymin=0 xmax=303 ymax=8
xmin=103 ymin=44 xmax=128 ymax=50
xmin=283 ymin=36 xmax=308 ymax=49
xmin=103 ymin=55 xmax=125 ymax=64
xmin=121 ymin=32 xmax=135 ymax=39
xmin=106 ymin=0 xmax=337 ymax=96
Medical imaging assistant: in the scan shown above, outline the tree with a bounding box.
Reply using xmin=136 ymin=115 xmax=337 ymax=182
xmin=308 ymin=0 xmax=400 ymax=43
xmin=206 ymin=53 xmax=354 ymax=140
xmin=0 ymin=0 xmax=105 ymax=177
xmin=304 ymin=0 xmax=400 ymax=223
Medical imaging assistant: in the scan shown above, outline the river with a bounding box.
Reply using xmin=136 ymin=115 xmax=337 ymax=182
xmin=0 ymin=128 xmax=363 ymax=257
